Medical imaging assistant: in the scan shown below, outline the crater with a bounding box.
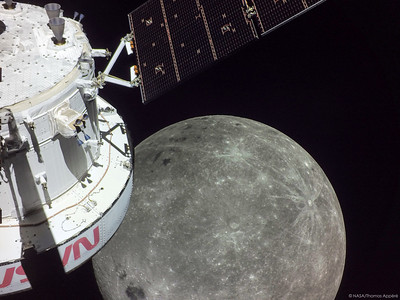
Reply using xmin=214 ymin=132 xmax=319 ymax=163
xmin=126 ymin=284 xmax=146 ymax=300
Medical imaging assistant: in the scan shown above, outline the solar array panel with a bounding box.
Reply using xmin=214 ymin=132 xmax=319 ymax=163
xmin=254 ymin=0 xmax=324 ymax=35
xmin=128 ymin=0 xmax=325 ymax=103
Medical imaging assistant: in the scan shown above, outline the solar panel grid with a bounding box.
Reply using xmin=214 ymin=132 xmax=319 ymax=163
xmin=130 ymin=0 xmax=178 ymax=101
xmin=164 ymin=1 xmax=214 ymax=79
xmin=172 ymin=27 xmax=215 ymax=79
xmin=128 ymin=0 xmax=325 ymax=103
xmin=307 ymin=0 xmax=324 ymax=6
xmin=200 ymin=0 xmax=256 ymax=59
xmin=255 ymin=0 xmax=304 ymax=34
xmin=130 ymin=0 xmax=258 ymax=102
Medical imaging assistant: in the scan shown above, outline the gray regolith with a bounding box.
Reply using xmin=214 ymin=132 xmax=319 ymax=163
xmin=92 ymin=115 xmax=346 ymax=300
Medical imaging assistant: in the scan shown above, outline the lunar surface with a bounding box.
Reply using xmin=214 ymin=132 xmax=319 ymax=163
xmin=92 ymin=115 xmax=346 ymax=300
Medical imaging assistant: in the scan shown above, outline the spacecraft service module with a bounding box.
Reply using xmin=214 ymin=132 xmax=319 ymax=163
xmin=0 ymin=1 xmax=133 ymax=295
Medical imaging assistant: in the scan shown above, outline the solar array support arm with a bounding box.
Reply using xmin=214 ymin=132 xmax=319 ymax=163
xmin=97 ymin=33 xmax=140 ymax=89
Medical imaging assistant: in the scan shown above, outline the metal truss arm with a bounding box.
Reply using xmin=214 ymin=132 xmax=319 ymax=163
xmin=97 ymin=33 xmax=140 ymax=89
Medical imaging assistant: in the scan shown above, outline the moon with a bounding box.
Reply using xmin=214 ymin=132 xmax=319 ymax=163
xmin=92 ymin=115 xmax=346 ymax=300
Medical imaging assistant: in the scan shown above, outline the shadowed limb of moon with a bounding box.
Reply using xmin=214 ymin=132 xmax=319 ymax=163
xmin=93 ymin=115 xmax=346 ymax=300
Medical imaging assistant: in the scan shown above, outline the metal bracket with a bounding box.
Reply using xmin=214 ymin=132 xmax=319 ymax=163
xmin=96 ymin=33 xmax=140 ymax=89
xmin=100 ymin=123 xmax=131 ymax=157
xmin=0 ymin=109 xmax=28 ymax=159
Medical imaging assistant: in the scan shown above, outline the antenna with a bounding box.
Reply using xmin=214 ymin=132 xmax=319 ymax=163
xmin=49 ymin=17 xmax=66 ymax=45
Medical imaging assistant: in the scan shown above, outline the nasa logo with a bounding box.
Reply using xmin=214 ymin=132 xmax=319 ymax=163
xmin=0 ymin=264 xmax=28 ymax=289
xmin=61 ymin=226 xmax=100 ymax=267
xmin=0 ymin=225 xmax=100 ymax=293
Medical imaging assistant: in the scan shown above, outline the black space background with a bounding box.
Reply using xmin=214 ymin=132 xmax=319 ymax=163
xmin=3 ymin=0 xmax=400 ymax=299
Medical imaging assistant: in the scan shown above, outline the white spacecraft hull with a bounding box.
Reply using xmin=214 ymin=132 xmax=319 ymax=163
xmin=0 ymin=2 xmax=133 ymax=295
xmin=0 ymin=179 xmax=132 ymax=294
xmin=0 ymin=172 xmax=132 ymax=294
xmin=0 ymin=96 xmax=133 ymax=295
